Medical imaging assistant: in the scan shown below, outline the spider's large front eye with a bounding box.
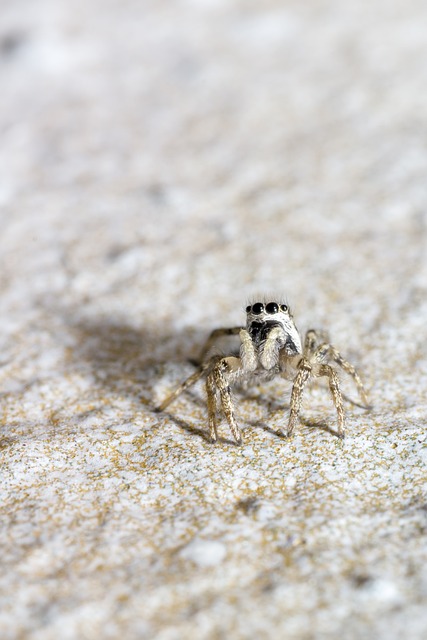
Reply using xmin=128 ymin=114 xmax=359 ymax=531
xmin=266 ymin=302 xmax=279 ymax=314
xmin=252 ymin=302 xmax=264 ymax=314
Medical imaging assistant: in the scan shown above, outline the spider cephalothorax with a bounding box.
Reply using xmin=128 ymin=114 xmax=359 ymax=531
xmin=157 ymin=301 xmax=370 ymax=444
xmin=245 ymin=301 xmax=302 ymax=362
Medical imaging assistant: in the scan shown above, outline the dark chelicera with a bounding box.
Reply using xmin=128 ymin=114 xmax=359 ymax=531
xmin=249 ymin=319 xmax=282 ymax=346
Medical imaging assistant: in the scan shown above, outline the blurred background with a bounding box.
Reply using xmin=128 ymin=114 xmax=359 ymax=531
xmin=1 ymin=0 xmax=426 ymax=329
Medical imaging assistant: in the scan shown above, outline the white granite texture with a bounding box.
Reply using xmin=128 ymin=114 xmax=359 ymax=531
xmin=1 ymin=0 xmax=427 ymax=638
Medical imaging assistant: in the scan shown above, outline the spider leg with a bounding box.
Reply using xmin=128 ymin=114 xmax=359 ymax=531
xmin=156 ymin=357 xmax=220 ymax=412
xmin=206 ymin=373 xmax=219 ymax=442
xmin=284 ymin=358 xmax=312 ymax=437
xmin=316 ymin=363 xmax=345 ymax=437
xmin=327 ymin=346 xmax=369 ymax=408
xmin=282 ymin=355 xmax=345 ymax=438
xmin=198 ymin=326 xmax=243 ymax=363
xmin=303 ymin=329 xmax=329 ymax=358
xmin=309 ymin=336 xmax=370 ymax=408
xmin=207 ymin=356 xmax=242 ymax=444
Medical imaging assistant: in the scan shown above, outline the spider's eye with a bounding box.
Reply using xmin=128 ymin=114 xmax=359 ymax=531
xmin=280 ymin=304 xmax=288 ymax=312
xmin=266 ymin=302 xmax=279 ymax=314
xmin=252 ymin=302 xmax=264 ymax=315
xmin=246 ymin=305 xmax=251 ymax=313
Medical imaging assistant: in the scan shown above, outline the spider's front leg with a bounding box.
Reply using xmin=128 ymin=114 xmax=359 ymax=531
xmin=284 ymin=358 xmax=345 ymax=438
xmin=317 ymin=363 xmax=345 ymax=437
xmin=207 ymin=356 xmax=242 ymax=445
xmin=286 ymin=358 xmax=312 ymax=437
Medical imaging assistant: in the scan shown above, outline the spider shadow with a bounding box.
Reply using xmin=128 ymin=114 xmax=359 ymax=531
xmin=62 ymin=315 xmax=244 ymax=444
xmin=244 ymin=382 xmax=367 ymax=440
xmin=340 ymin=391 xmax=373 ymax=411
xmin=159 ymin=411 xmax=211 ymax=444
xmin=247 ymin=415 xmax=342 ymax=439
xmin=300 ymin=417 xmax=343 ymax=438
xmin=160 ymin=410 xmax=240 ymax=446
xmin=62 ymin=313 xmax=194 ymax=395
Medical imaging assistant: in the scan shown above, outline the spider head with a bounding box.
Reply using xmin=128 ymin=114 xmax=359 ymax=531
xmin=245 ymin=301 xmax=302 ymax=355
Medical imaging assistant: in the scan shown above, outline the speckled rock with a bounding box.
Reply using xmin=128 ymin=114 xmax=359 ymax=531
xmin=1 ymin=0 xmax=427 ymax=638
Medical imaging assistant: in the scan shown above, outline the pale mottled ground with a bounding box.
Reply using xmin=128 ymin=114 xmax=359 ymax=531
xmin=1 ymin=0 xmax=427 ymax=638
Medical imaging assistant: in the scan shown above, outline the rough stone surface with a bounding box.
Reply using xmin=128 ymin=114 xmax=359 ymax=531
xmin=1 ymin=0 xmax=427 ymax=638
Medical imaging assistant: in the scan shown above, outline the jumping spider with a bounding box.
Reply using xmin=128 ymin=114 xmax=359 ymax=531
xmin=157 ymin=301 xmax=370 ymax=444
